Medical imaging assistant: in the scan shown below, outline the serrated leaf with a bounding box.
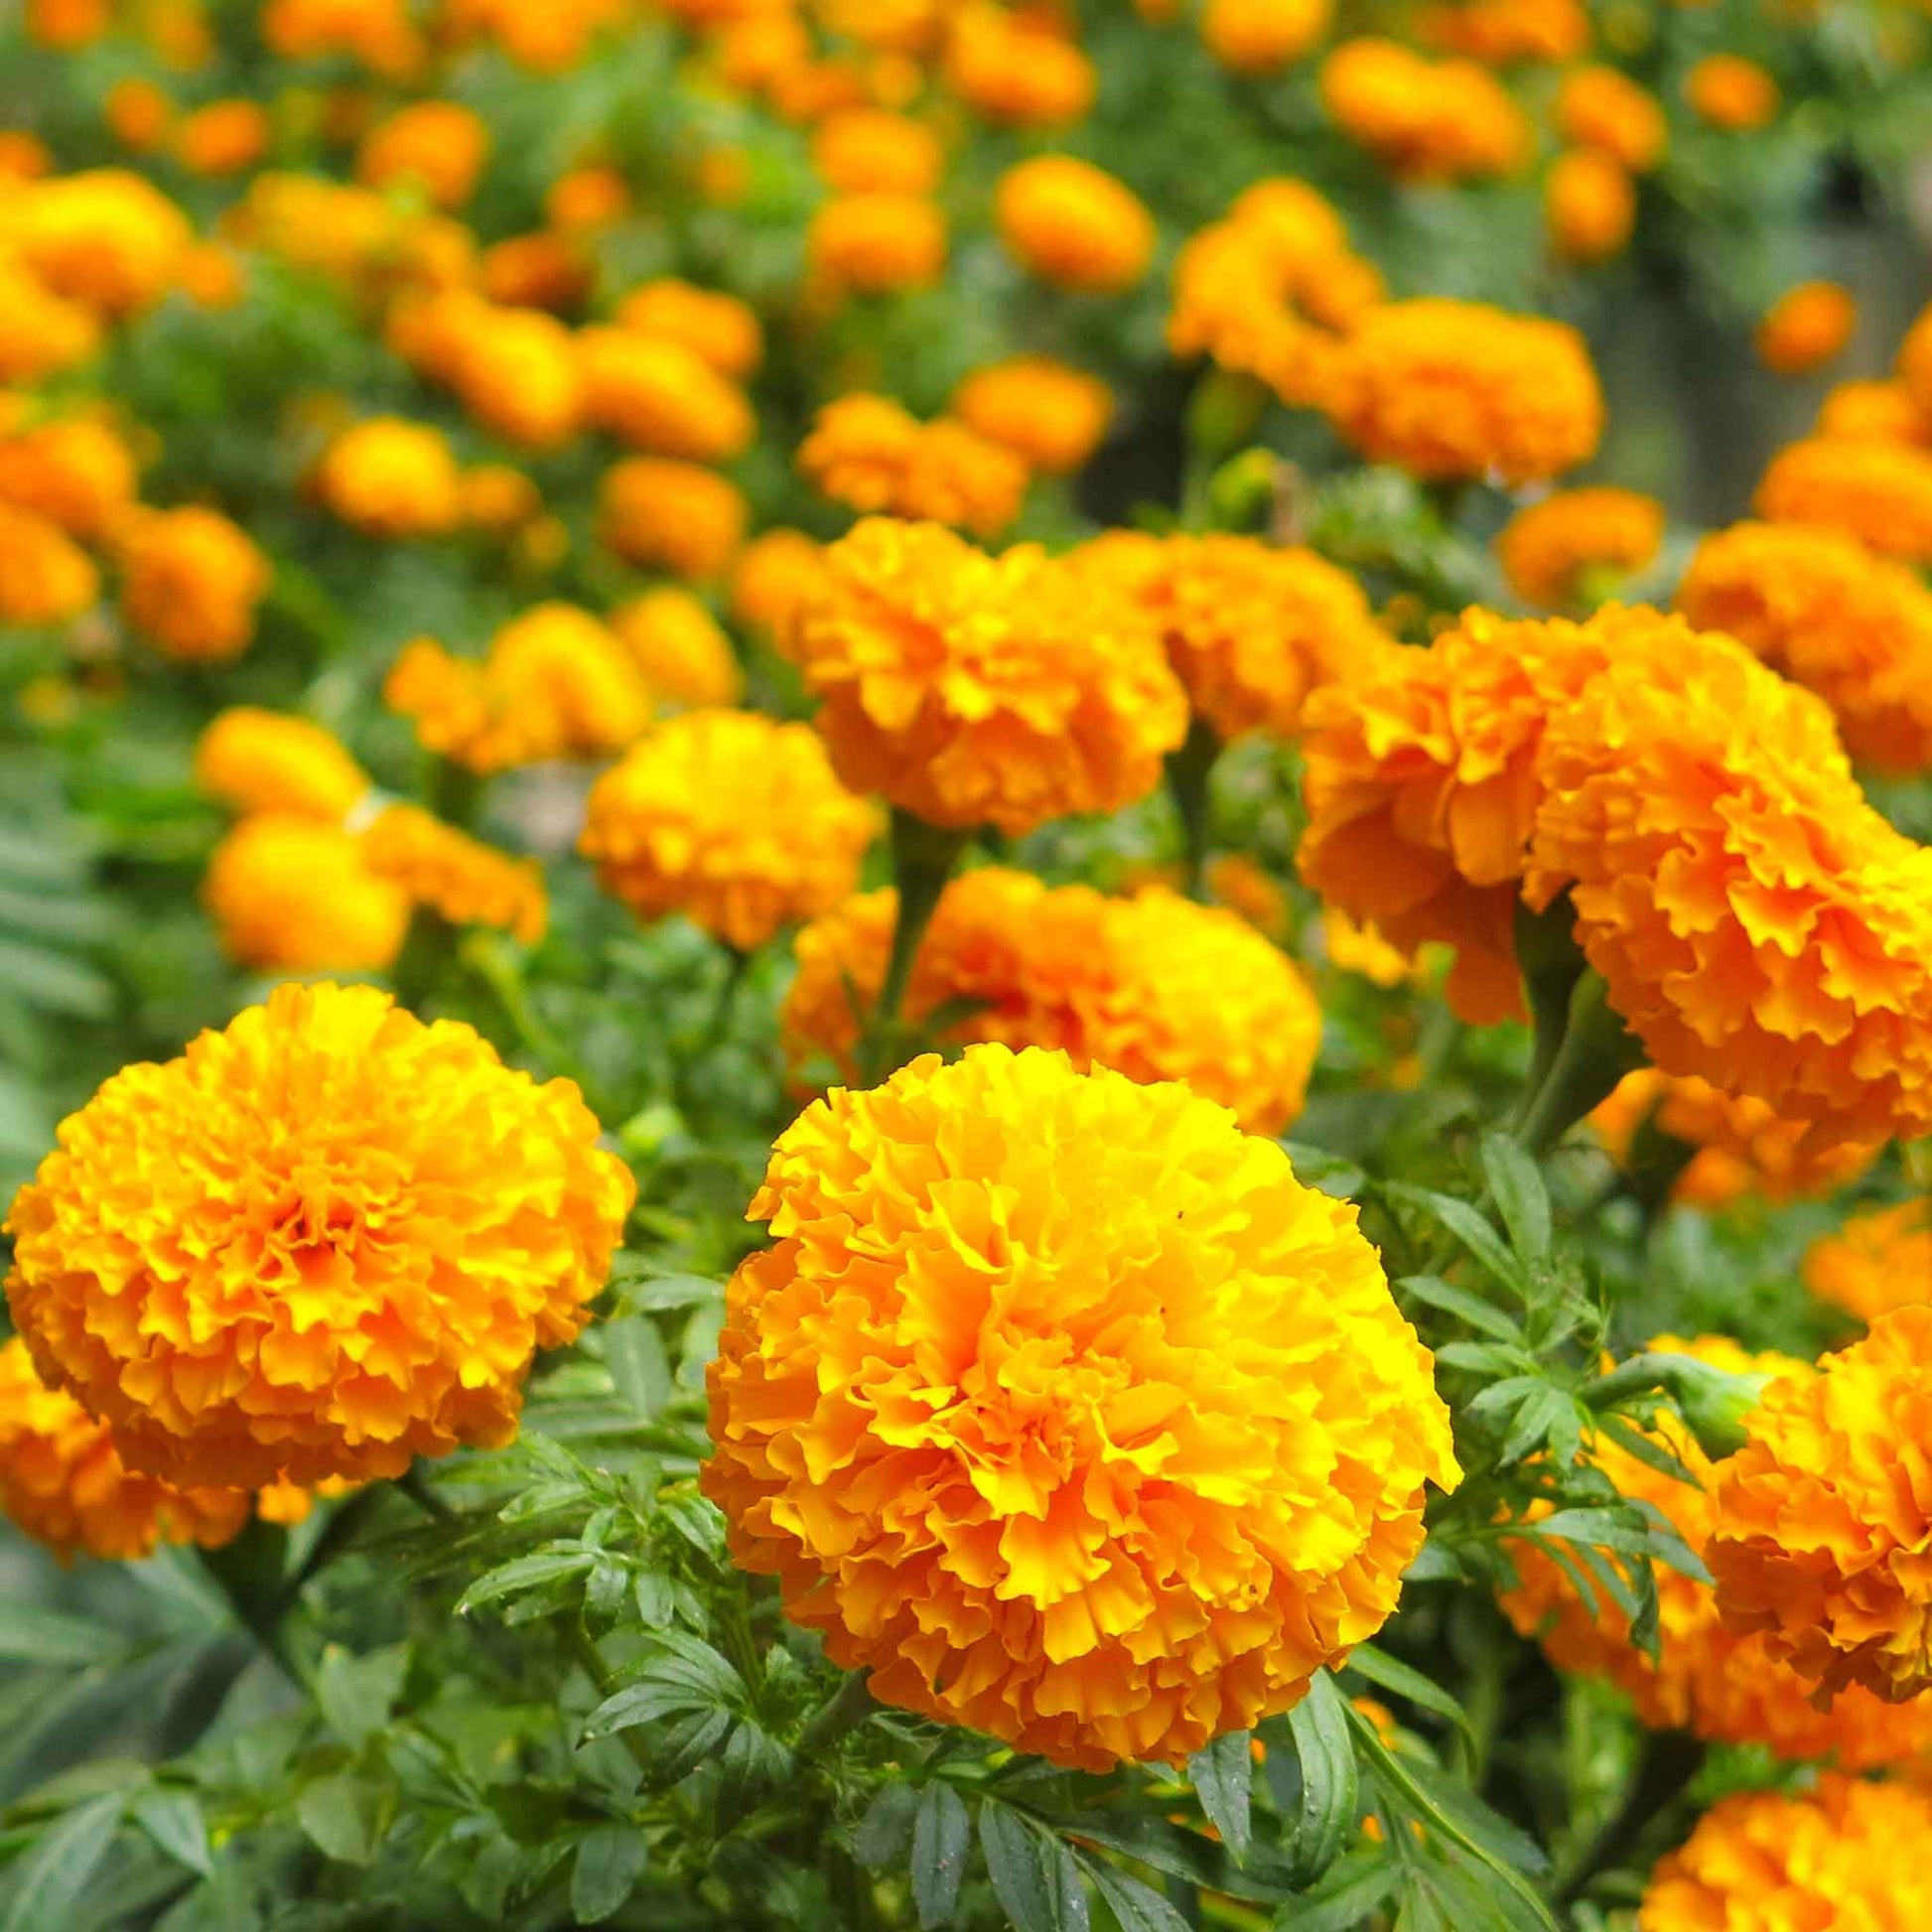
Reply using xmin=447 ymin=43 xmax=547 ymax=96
xmin=1082 ymin=1861 xmax=1191 ymax=1932
xmin=610 ymin=1265 xmax=724 ymax=1311
xmin=1382 ymin=1185 xmax=1526 ymax=1293
xmin=1479 ymin=1136 xmax=1551 ymax=1264
xmin=911 ymin=1783 xmax=972 ymax=1929
xmin=1 ymin=1794 xmax=123 ymax=1932
xmin=295 ymin=1772 xmax=382 ymax=1867
xmin=1499 ymin=1387 xmax=1575 ymax=1467
xmin=0 ymin=937 xmax=112 ymax=1019
xmin=603 ymin=1318 xmax=672 ymax=1418
xmin=570 ymin=1824 xmax=646 ymax=1925
xmin=1187 ymin=1730 xmax=1253 ymax=1862
xmin=1398 ymin=1275 xmax=1524 ymax=1344
xmin=979 ymin=1805 xmax=1087 ymax=1932
xmin=1279 ymin=1671 xmax=1357 ymax=1887
xmin=131 ymin=1789 xmax=211 ymax=1878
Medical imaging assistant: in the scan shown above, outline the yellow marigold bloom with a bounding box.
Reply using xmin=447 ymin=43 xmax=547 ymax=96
xmin=580 ymin=710 xmax=877 ymax=951
xmin=792 ymin=518 xmax=1188 ymax=835
xmin=233 ymin=173 xmax=472 ymax=303
xmin=1202 ymin=0 xmax=1331 ymax=74
xmin=1756 ymin=435 xmax=1932 ymax=564
xmin=994 ymin=156 xmax=1157 ymax=297
xmin=117 ymin=505 xmax=272 ymax=663
xmin=1498 ymin=486 xmax=1663 ymax=609
xmin=703 ymin=1042 xmax=1458 ymax=1770
xmin=598 ymin=457 xmax=746 ymax=580
xmin=1544 ymin=149 xmax=1634 ymax=264
xmin=943 ymin=3 xmax=1095 ymax=127
xmin=0 ymin=500 xmax=98 ymax=626
xmin=1711 ymin=1308 xmax=1932 ymax=1702
xmin=1686 ymin=53 xmax=1780 ymax=132
xmin=355 ymin=101 xmax=489 ymax=209
xmin=1555 ymin=63 xmax=1666 ymax=172
xmin=0 ymin=412 xmax=137 ymax=542
xmin=0 ymin=253 xmax=101 ymax=384
xmin=392 ymin=293 xmax=585 ymax=454
xmin=783 ymin=870 xmax=1324 ymax=1135
xmin=796 ymin=393 xmax=1030 ymax=539
xmin=1079 ymin=529 xmax=1391 ymax=741
xmin=358 ymin=803 xmax=547 ymax=946
xmin=1818 ymin=377 xmax=1930 ymax=447
xmin=260 ymin=0 xmax=423 ymax=75
xmin=609 ymin=588 xmax=745 ymax=709
xmin=195 ymin=707 xmax=371 ymax=822
xmin=315 ymin=416 xmax=464 ymax=539
xmin=951 ymin=356 xmax=1113 ymax=477
xmin=1319 ymin=39 xmax=1533 ymax=183
xmin=1756 ymin=281 xmax=1858 ymax=376
xmin=1501 ymin=1333 xmax=1932 ymax=1766
xmin=613 ymin=278 xmax=764 ymax=380
xmin=1589 ymin=1070 xmax=1881 ymax=1210
xmin=0 ymin=1338 xmax=249 ymax=1564
xmin=731 ymin=527 xmax=823 ymax=636
xmin=203 ymin=815 xmax=408 ymax=972
xmin=1417 ymin=0 xmax=1588 ymax=64
xmin=576 ymin=326 xmax=756 ymax=463
xmin=806 ymin=192 xmax=948 ymax=297
xmin=1318 ymin=906 xmax=1418 ymax=987
xmin=1641 ymin=1775 xmax=1932 ymax=1932
xmin=1678 ymin=519 xmax=1932 ymax=774
xmin=11 ymin=170 xmax=192 ymax=318
xmin=809 ymin=106 xmax=944 ymax=195
xmin=1324 ymin=299 xmax=1603 ymax=485
xmin=1806 ymin=1200 xmax=1932 ymax=1325
xmin=5 ymin=983 xmax=634 ymax=1487
xmin=175 ymin=99 xmax=270 ymax=178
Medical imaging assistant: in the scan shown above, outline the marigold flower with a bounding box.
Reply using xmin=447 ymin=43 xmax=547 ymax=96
xmin=0 ymin=254 xmax=102 ymax=384
xmin=1201 ymin=0 xmax=1331 ymax=74
xmin=315 ymin=417 xmax=464 ymax=539
xmin=1755 ymin=435 xmax=1932 ymax=563
xmin=609 ymin=588 xmax=745 ymax=709
xmin=1323 ymin=299 xmax=1602 ymax=485
xmin=580 ymin=710 xmax=877 ymax=950
xmin=943 ymin=4 xmax=1095 ymax=127
xmin=731 ymin=528 xmax=823 ymax=635
xmin=1417 ymin=0 xmax=1587 ymax=64
xmin=1319 ymin=40 xmax=1533 ymax=183
xmin=357 ymin=803 xmax=547 ymax=945
xmin=1498 ymin=486 xmax=1663 ymax=609
xmin=1817 ymin=378 xmax=1929 ymax=447
xmin=598 ymin=458 xmax=746 ymax=580
xmin=28 ymin=0 xmax=110 ymax=48
xmin=809 ymin=107 xmax=944 ymax=195
xmin=577 ymin=327 xmax=756 ymax=463
xmin=6 ymin=982 xmax=633 ymax=1487
xmin=11 ymin=170 xmax=192 ymax=317
xmin=1805 ymin=1200 xmax=1932 ymax=1325
xmin=806 ymin=192 xmax=948 ymax=297
xmin=356 ymin=100 xmax=489 ymax=208
xmin=613 ymin=278 xmax=764 ymax=379
xmin=0 ymin=412 xmax=137 ymax=542
xmin=460 ymin=462 xmax=541 ymax=532
xmin=796 ymin=393 xmax=1030 ymax=539
xmin=1677 ymin=519 xmax=1932 ymax=774
xmin=195 ymin=707 xmax=371 ymax=822
xmin=203 ymin=815 xmax=409 ymax=972
xmin=117 ymin=505 xmax=273 ymax=663
xmin=260 ymin=0 xmax=424 ymax=75
xmin=951 ymin=357 xmax=1113 ymax=477
xmin=1500 ymin=1333 xmax=1931 ymax=1766
xmin=482 ymin=233 xmax=592 ymax=315
xmin=0 ymin=1338 xmax=249 ymax=1564
xmin=395 ymin=295 xmax=585 ymax=454
xmin=546 ymin=166 xmax=630 ymax=232
xmin=1544 ymin=149 xmax=1634 ymax=264
xmin=792 ymin=518 xmax=1188 ymax=835
xmin=1318 ymin=907 xmax=1418 ymax=987
xmin=175 ymin=99 xmax=270 ymax=178
xmin=0 ymin=500 xmax=98 ymax=626
xmin=994 ymin=156 xmax=1157 ymax=297
xmin=0 ymin=131 xmax=53 ymax=178
xmin=1686 ymin=53 xmax=1780 ymax=131
xmin=1555 ymin=64 xmax=1666 ymax=172
xmin=703 ymin=1042 xmax=1458 ymax=1770
xmin=1078 ymin=529 xmax=1392 ymax=741
xmin=1756 ymin=281 xmax=1858 ymax=376
xmin=1588 ymin=1070 xmax=1880 ymax=1210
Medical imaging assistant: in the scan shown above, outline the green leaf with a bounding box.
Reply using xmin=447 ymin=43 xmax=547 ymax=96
xmin=583 ymin=1632 xmax=742 ymax=1738
xmin=1479 ymin=1135 xmax=1551 ymax=1265
xmin=1340 ymin=1646 xmax=1474 ymax=1752
xmin=1187 ymin=1730 xmax=1253 ymax=1862
xmin=456 ymin=1550 xmax=597 ymax=1616
xmin=853 ymin=1781 xmax=920 ymax=1870
xmin=979 ymin=1804 xmax=1087 ymax=1932
xmin=1277 ymin=1671 xmax=1357 ymax=1888
xmin=1397 ymin=1275 xmax=1524 ymax=1344
xmin=1274 ymin=1849 xmax=1399 ymax=1931
xmin=131 ymin=1789 xmax=210 ymax=1879
xmin=0 ymin=1603 xmax=129 ymax=1668
xmin=610 ymin=1263 xmax=725 ymax=1311
xmin=603 ymin=1318 xmax=672 ymax=1418
xmin=295 ymin=1771 xmax=383 ymax=1867
xmin=1082 ymin=1861 xmax=1191 ymax=1932
xmin=315 ymin=1643 xmax=409 ymax=1751
xmin=571 ymin=1823 xmax=647 ymax=1925
xmin=1 ymin=1794 xmax=123 ymax=1932
xmin=0 ymin=937 xmax=112 ymax=1019
xmin=911 ymin=1782 xmax=972 ymax=1930
xmin=1383 ymin=1185 xmax=1526 ymax=1294
xmin=1281 ymin=1144 xmax=1367 ymax=1200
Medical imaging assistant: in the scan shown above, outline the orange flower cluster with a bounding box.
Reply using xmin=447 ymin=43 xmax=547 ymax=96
xmin=1319 ymin=39 xmax=1532 ymax=183
xmin=358 ymin=802 xmax=549 ymax=946
xmin=994 ymin=156 xmax=1156 ymax=296
xmin=1497 ymin=486 xmax=1663 ymax=609
xmin=116 ymin=503 xmax=271 ymax=662
xmin=796 ymin=393 xmax=1030 ymax=539
xmin=943 ymin=3 xmax=1094 ymax=125
xmin=204 ymin=813 xmax=410 ymax=973
xmin=1200 ymin=0 xmax=1332 ymax=75
xmin=195 ymin=707 xmax=372 ymax=822
xmin=1686 ymin=53 xmax=1780 ymax=132
xmin=704 ymin=1043 xmax=1457 ymax=1769
xmin=1554 ymin=64 xmax=1667 ymax=171
xmin=314 ymin=416 xmax=465 ymax=539
xmin=950 ymin=357 xmax=1113 ymax=478
xmin=1804 ymin=1200 xmax=1932 ymax=1325
xmin=1417 ymin=0 xmax=1588 ymax=66
xmin=1756 ymin=435 xmax=1932 ymax=564
xmin=1543 ymin=150 xmax=1634 ymax=264
xmin=609 ymin=589 xmax=744 ymax=710
xmin=598 ymin=457 xmax=746 ymax=581
xmin=1756 ymin=281 xmax=1858 ymax=376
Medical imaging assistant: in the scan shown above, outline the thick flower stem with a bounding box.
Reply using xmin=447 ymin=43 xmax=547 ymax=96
xmin=1515 ymin=970 xmax=1646 ymax=1159
xmin=863 ymin=811 xmax=969 ymax=1080
xmin=425 ymin=756 xmax=482 ymax=832
xmin=798 ymin=1670 xmax=878 ymax=1758
xmin=1554 ymin=1729 xmax=1705 ymax=1911
xmin=200 ymin=1519 xmax=299 ymax=1684
xmin=1511 ymin=895 xmax=1587 ymax=1129
xmin=1166 ymin=716 xmax=1221 ymax=902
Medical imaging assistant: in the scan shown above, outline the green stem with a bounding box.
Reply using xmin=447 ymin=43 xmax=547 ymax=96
xmin=1511 ymin=894 xmax=1587 ymax=1133
xmin=862 ymin=811 xmax=968 ymax=1081
xmin=199 ymin=1520 xmax=299 ymax=1684
xmin=425 ymin=757 xmax=482 ymax=831
xmin=798 ymin=1670 xmax=877 ymax=1757
xmin=1166 ymin=716 xmax=1221 ymax=902
xmin=1515 ymin=972 xmax=1646 ymax=1159
xmin=1554 ymin=1730 xmax=1705 ymax=1910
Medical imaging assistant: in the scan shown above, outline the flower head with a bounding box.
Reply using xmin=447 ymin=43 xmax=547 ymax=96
xmin=1806 ymin=1200 xmax=1932 ymax=1326
xmin=12 ymin=169 xmax=191 ymax=317
xmin=610 ymin=588 xmax=745 ymax=709
xmin=356 ymin=100 xmax=489 ymax=208
xmin=204 ymin=815 xmax=410 ymax=972
xmin=1543 ymin=150 xmax=1634 ymax=264
xmin=806 ymin=193 xmax=948 ymax=298
xmin=1817 ymin=378 xmax=1929 ymax=447
xmin=1755 ymin=435 xmax=1932 ymax=563
xmin=1202 ymin=0 xmax=1331 ymax=75
xmin=732 ymin=528 xmax=824 ymax=636
xmin=117 ymin=505 xmax=272 ymax=663
xmin=0 ymin=500 xmax=97 ymax=625
xmin=810 ymin=108 xmax=946 ymax=196
xmin=1320 ymin=39 xmax=1532 ymax=183
xmin=703 ymin=1043 xmax=1457 ymax=1769
xmin=797 ymin=394 xmax=1030 ymax=539
xmin=1686 ymin=53 xmax=1779 ymax=132
xmin=943 ymin=4 xmax=1094 ymax=126
xmin=358 ymin=803 xmax=548 ymax=945
xmin=613 ymin=278 xmax=763 ymax=379
xmin=1498 ymin=486 xmax=1662 ymax=609
xmin=315 ymin=417 xmax=464 ymax=540
xmin=5 ymin=982 xmax=634 ymax=1487
xmin=577 ymin=326 xmax=756 ymax=463
xmin=994 ymin=156 xmax=1157 ymax=296
xmin=951 ymin=357 xmax=1113 ymax=477
xmin=1555 ymin=64 xmax=1666 ymax=172
xmin=1757 ymin=281 xmax=1858 ymax=376
xmin=195 ymin=708 xmax=371 ymax=822
xmin=0 ymin=411 xmax=138 ymax=541
xmin=598 ymin=458 xmax=745 ymax=580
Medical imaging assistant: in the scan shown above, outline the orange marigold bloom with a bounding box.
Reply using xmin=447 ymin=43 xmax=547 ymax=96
xmin=703 ymin=1042 xmax=1458 ymax=1770
xmin=731 ymin=527 xmax=823 ymax=635
xmin=809 ymin=107 xmax=945 ymax=196
xmin=11 ymin=170 xmax=192 ymax=317
xmin=1555 ymin=64 xmax=1667 ymax=172
xmin=1416 ymin=0 xmax=1587 ymax=64
xmin=613 ymin=278 xmax=764 ymax=379
xmin=28 ymin=0 xmax=111 ymax=48
xmin=1319 ymin=39 xmax=1533 ymax=183
xmin=357 ymin=803 xmax=547 ymax=946
xmin=5 ymin=983 xmax=634 ymax=1487
xmin=796 ymin=393 xmax=1030 ymax=539
xmin=1755 ymin=435 xmax=1932 ymax=563
xmin=175 ymin=99 xmax=270 ymax=178
xmin=1079 ymin=529 xmax=1392 ymax=741
xmin=0 ymin=501 xmax=98 ymax=626
xmin=609 ymin=588 xmax=745 ymax=709
xmin=1711 ymin=1307 xmax=1932 ymax=1702
xmin=580 ymin=710 xmax=877 ymax=951
xmin=355 ymin=101 xmax=489 ymax=208
xmin=1500 ymin=1334 xmax=1931 ymax=1766
xmin=951 ymin=356 xmax=1113 ymax=477
xmin=1202 ymin=0 xmax=1331 ymax=74
xmin=545 ymin=166 xmax=630 ymax=232
xmin=791 ymin=518 xmax=1188 ymax=835
xmin=1588 ymin=1070 xmax=1881 ymax=1211
xmin=1686 ymin=53 xmax=1780 ymax=132
xmin=1817 ymin=378 xmax=1929 ymax=448
xmin=0 ymin=1338 xmax=249 ymax=1564
xmin=1641 ymin=1775 xmax=1932 ymax=1932
xmin=0 ymin=412 xmax=138 ymax=542
xmin=943 ymin=3 xmax=1095 ymax=127
xmin=480 ymin=232 xmax=592 ymax=314
xmin=0 ymin=132 xmax=52 ymax=178
xmin=460 ymin=462 xmax=541 ymax=533
xmin=1498 ymin=486 xmax=1663 ymax=609
xmin=260 ymin=0 xmax=424 ymax=75
xmin=1756 ymin=281 xmax=1858 ymax=377
xmin=203 ymin=815 xmax=408 ymax=972
xmin=0 ymin=254 xmax=102 ymax=384
xmin=806 ymin=192 xmax=948 ymax=297
xmin=598 ymin=458 xmax=746 ymax=580
xmin=195 ymin=707 xmax=371 ymax=822
xmin=117 ymin=505 xmax=273 ymax=663
xmin=315 ymin=416 xmax=464 ymax=539
xmin=576 ymin=326 xmax=756 ymax=463
xmin=1677 ymin=519 xmax=1932 ymax=774
xmin=394 ymin=294 xmax=585 ymax=454
xmin=1324 ymin=299 xmax=1603 ymax=485
xmin=1805 ymin=1200 xmax=1932 ymax=1325
xmin=1544 ymin=150 xmax=1634 ymax=264
xmin=994 ymin=156 xmax=1157 ymax=297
